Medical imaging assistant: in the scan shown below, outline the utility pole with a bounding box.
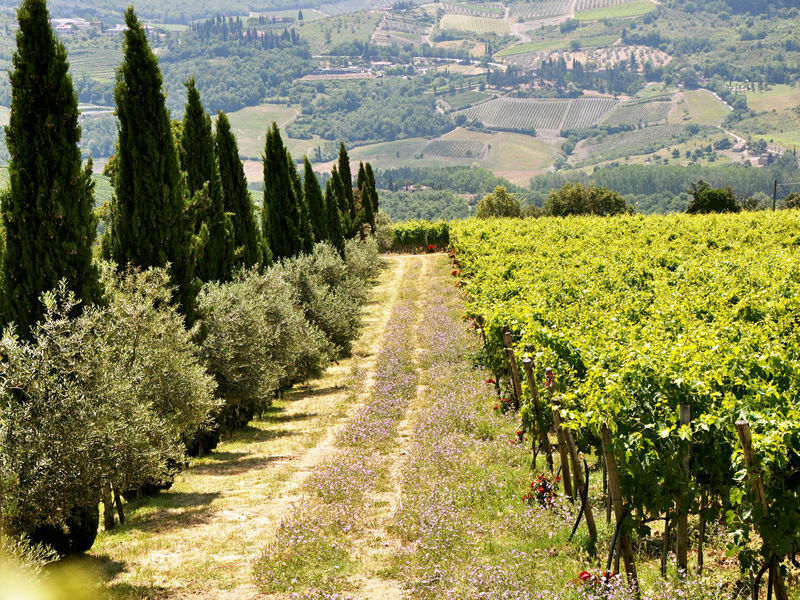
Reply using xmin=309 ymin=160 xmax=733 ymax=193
xmin=773 ymin=179 xmax=777 ymax=211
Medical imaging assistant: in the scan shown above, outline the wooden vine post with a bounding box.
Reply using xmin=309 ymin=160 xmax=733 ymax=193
xmin=503 ymin=328 xmax=523 ymax=409
xmin=735 ymin=421 xmax=789 ymax=600
xmin=600 ymin=425 xmax=640 ymax=598
xmin=676 ymin=404 xmax=691 ymax=574
xmin=547 ymin=374 xmax=574 ymax=501
xmin=521 ymin=357 xmax=554 ymax=472
xmin=563 ymin=421 xmax=598 ymax=540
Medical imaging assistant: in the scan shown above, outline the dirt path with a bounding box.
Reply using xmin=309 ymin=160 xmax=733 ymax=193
xmin=89 ymin=255 xmax=416 ymax=600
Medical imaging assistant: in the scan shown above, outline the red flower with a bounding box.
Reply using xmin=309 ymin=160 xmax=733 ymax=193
xmin=537 ymin=486 xmax=544 ymax=493
xmin=554 ymin=475 xmax=561 ymax=483
xmin=485 ymin=378 xmax=496 ymax=385
xmin=493 ymin=404 xmax=499 ymax=411
xmin=579 ymin=571 xmax=593 ymax=583
xmin=427 ymin=244 xmax=436 ymax=252
xmin=516 ymin=430 xmax=522 ymax=436
xmin=451 ymin=270 xmax=458 ymax=276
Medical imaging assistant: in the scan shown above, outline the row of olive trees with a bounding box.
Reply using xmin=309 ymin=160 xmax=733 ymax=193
xmin=0 ymin=238 xmax=378 ymax=556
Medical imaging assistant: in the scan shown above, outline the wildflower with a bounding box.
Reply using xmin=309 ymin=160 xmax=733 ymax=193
xmin=451 ymin=270 xmax=458 ymax=276
xmin=493 ymin=404 xmax=499 ymax=411
xmin=485 ymin=378 xmax=497 ymax=385
xmin=426 ymin=243 xmax=436 ymax=252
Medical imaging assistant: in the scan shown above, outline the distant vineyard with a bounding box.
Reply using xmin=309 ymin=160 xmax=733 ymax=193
xmin=318 ymin=0 xmax=391 ymax=16
xmin=423 ymin=139 xmax=488 ymax=159
xmin=574 ymin=123 xmax=690 ymax=165
xmin=69 ymin=49 xmax=122 ymax=82
xmin=563 ymin=97 xmax=618 ymax=129
xmin=440 ymin=1 xmax=505 ymax=16
xmin=507 ymin=44 xmax=672 ymax=71
xmin=455 ymin=97 xmax=618 ymax=133
xmin=443 ymin=89 xmax=491 ymax=109
xmin=601 ymin=97 xmax=672 ymax=126
xmin=439 ymin=14 xmax=510 ymax=34
xmin=507 ymin=0 xmax=571 ymax=20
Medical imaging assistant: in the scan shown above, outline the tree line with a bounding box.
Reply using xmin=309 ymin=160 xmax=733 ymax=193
xmin=0 ymin=0 xmax=381 ymax=558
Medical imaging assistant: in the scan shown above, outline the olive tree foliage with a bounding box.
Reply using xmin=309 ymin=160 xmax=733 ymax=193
xmin=476 ymin=186 xmax=522 ymax=219
xmin=281 ymin=242 xmax=366 ymax=359
xmin=545 ymin=182 xmax=633 ymax=217
xmin=0 ymin=268 xmax=217 ymax=552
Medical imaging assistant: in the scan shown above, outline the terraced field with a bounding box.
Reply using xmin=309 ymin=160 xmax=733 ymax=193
xmin=422 ymin=138 xmax=488 ymax=159
xmin=68 ymin=48 xmax=122 ymax=82
xmin=507 ymin=0 xmax=572 ymax=20
xmin=439 ymin=14 xmax=510 ymax=34
xmin=601 ymin=97 xmax=672 ymax=126
xmin=456 ymin=96 xmax=617 ymax=133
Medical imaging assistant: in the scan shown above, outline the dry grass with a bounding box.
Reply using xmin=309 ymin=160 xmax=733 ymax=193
xmin=83 ymin=255 xmax=412 ymax=600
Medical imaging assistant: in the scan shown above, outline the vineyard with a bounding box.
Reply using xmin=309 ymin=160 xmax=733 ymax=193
xmin=455 ymin=96 xmax=618 ymax=133
xmin=507 ymin=0 xmax=572 ymax=20
xmin=601 ymin=97 xmax=673 ymax=126
xmin=422 ymin=138 xmax=488 ymax=159
xmin=452 ymin=213 xmax=800 ymax=599
xmin=574 ymin=124 xmax=691 ymax=164
xmin=575 ymin=0 xmax=641 ymax=9
xmin=438 ymin=14 xmax=510 ymax=35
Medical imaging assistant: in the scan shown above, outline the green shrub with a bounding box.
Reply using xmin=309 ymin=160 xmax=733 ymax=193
xmin=389 ymin=220 xmax=450 ymax=252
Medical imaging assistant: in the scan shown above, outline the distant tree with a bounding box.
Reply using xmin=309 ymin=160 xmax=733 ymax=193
xmin=365 ymin=162 xmax=379 ymax=214
xmin=181 ymin=78 xmax=234 ymax=282
xmin=287 ymin=151 xmax=313 ymax=253
xmin=297 ymin=9 xmax=303 ymax=20
xmin=476 ymin=186 xmax=522 ymax=218
xmin=685 ymin=179 xmax=740 ymax=214
xmin=338 ymin=142 xmax=355 ymax=218
xmin=324 ymin=178 xmax=345 ymax=256
xmin=784 ymin=192 xmax=800 ymax=209
xmin=330 ymin=166 xmax=352 ymax=236
xmin=262 ymin=122 xmax=303 ymax=260
xmin=215 ymin=111 xmax=264 ymax=268
xmin=545 ymin=183 xmax=632 ymax=217
xmin=304 ymin=157 xmax=328 ymax=242
xmin=107 ymin=8 xmax=196 ymax=320
xmin=1 ymin=0 xmax=100 ymax=337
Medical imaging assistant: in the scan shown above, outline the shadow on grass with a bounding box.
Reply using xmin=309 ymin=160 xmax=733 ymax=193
xmin=191 ymin=453 xmax=292 ymax=476
xmin=66 ymin=554 xmax=171 ymax=599
xmin=284 ymin=384 xmax=344 ymax=401
xmin=109 ymin=491 xmax=222 ymax=534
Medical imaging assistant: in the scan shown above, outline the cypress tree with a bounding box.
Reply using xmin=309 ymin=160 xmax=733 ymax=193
xmin=365 ymin=161 xmax=379 ymax=215
xmin=180 ymin=78 xmax=234 ymax=282
xmin=262 ymin=122 xmax=303 ymax=260
xmin=356 ymin=161 xmax=366 ymax=195
xmin=1 ymin=0 xmax=100 ymax=337
xmin=359 ymin=180 xmax=375 ymax=233
xmin=337 ymin=142 xmax=355 ymax=218
xmin=107 ymin=8 xmax=196 ymax=318
xmin=303 ymin=157 xmax=327 ymax=242
xmin=324 ymin=179 xmax=345 ymax=257
xmin=287 ymin=150 xmax=313 ymax=253
xmin=215 ymin=111 xmax=263 ymax=269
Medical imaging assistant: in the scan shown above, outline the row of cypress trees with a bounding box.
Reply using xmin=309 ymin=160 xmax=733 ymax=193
xmin=0 ymin=0 xmax=379 ymax=336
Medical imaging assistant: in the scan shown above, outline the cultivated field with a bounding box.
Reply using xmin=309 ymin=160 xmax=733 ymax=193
xmin=456 ymin=96 xmax=618 ymax=133
xmin=301 ymin=12 xmax=381 ymax=53
xmin=439 ymin=14 xmax=510 ymax=34
xmin=575 ymin=0 xmax=656 ymax=20
xmin=602 ymin=96 xmax=672 ymax=126
xmin=574 ymin=123 xmax=690 ymax=165
xmin=440 ymin=1 xmax=505 ymax=16
xmin=668 ymin=89 xmax=730 ymax=126
xmin=506 ymin=44 xmax=671 ymax=71
xmin=422 ymin=138 xmax=488 ymax=159
xmin=745 ymin=83 xmax=800 ymax=113
xmin=442 ymin=89 xmax=491 ymax=109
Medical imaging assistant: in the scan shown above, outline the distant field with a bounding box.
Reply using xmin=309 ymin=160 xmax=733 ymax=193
xmin=575 ymin=0 xmax=656 ymax=20
xmin=423 ymin=138 xmax=487 ymax=159
xmin=576 ymin=0 xmax=643 ymax=9
xmin=456 ymin=97 xmax=618 ymax=133
xmin=669 ymin=89 xmax=730 ymax=126
xmin=574 ymin=124 xmax=689 ymax=165
xmin=68 ymin=48 xmax=123 ymax=82
xmin=439 ymin=14 xmax=510 ymax=34
xmin=302 ymin=12 xmax=381 ymax=53
xmin=442 ymin=89 xmax=490 ymax=109
xmin=495 ymin=39 xmax=567 ymax=57
xmin=602 ymin=97 xmax=672 ymax=126
xmin=746 ymin=84 xmax=800 ymax=113
xmin=227 ymin=104 xmax=301 ymax=158
xmin=507 ymin=0 xmax=571 ymax=20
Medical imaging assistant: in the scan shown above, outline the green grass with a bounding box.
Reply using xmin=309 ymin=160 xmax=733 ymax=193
xmin=669 ymin=89 xmax=729 ymax=126
xmin=575 ymin=0 xmax=657 ymax=20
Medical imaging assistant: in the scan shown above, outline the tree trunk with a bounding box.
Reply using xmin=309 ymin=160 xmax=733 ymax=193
xmin=113 ymin=485 xmax=126 ymax=525
xmin=103 ymin=485 xmax=115 ymax=531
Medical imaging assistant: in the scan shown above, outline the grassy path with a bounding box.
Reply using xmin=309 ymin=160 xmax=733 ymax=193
xmin=87 ymin=255 xmax=415 ymax=599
